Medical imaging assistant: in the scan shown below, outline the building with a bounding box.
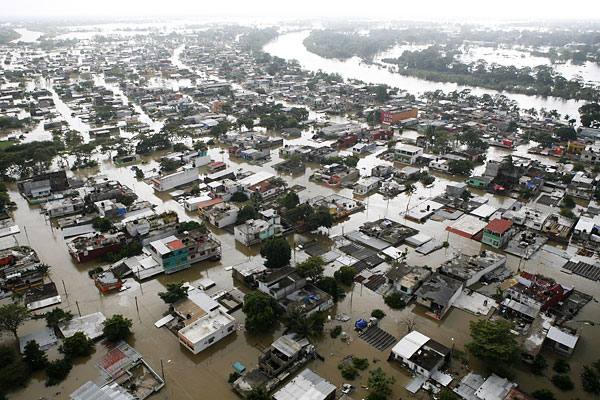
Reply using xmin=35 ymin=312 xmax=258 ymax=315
xmin=151 ymin=167 xmax=198 ymax=192
xmin=381 ymin=107 xmax=418 ymax=125
xmin=257 ymin=267 xmax=306 ymax=300
xmin=390 ymin=330 xmax=450 ymax=379
xmin=202 ymin=203 xmax=239 ymax=228
xmin=234 ymin=209 xmax=282 ymax=246
xmin=454 ymin=373 xmax=519 ymax=400
xmin=42 ymin=197 xmax=85 ymax=218
xmin=353 ymin=176 xmax=381 ymax=195
xmin=94 ymin=271 xmax=123 ymax=293
xmin=273 ymin=368 xmax=336 ymax=400
xmin=18 ymin=170 xmax=69 ymax=198
xmin=439 ymin=251 xmax=506 ymax=287
xmin=393 ymin=143 xmax=423 ymax=164
xmin=414 ymin=273 xmax=463 ymax=319
xmin=174 ymin=287 xmax=236 ymax=354
xmin=482 ymin=219 xmax=514 ymax=248
xmin=544 ymin=326 xmax=579 ymax=356
xmin=429 ymin=158 xmax=450 ymax=172
xmin=67 ymin=233 xmax=125 ymax=263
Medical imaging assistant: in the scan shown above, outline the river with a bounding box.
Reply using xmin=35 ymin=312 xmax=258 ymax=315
xmin=263 ymin=31 xmax=586 ymax=119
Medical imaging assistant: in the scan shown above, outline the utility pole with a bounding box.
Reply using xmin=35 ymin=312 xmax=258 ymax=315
xmin=75 ymin=300 xmax=81 ymax=317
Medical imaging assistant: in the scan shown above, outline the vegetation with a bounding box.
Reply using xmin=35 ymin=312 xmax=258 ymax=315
xmin=45 ymin=308 xmax=73 ymax=328
xmin=581 ymin=364 xmax=600 ymax=394
xmin=0 ymin=345 xmax=29 ymax=392
xmin=177 ymin=220 xmax=205 ymax=233
xmin=383 ymin=292 xmax=406 ymax=309
xmin=135 ymin=133 xmax=171 ymax=154
xmin=316 ymin=277 xmax=344 ymax=302
xmin=237 ymin=204 xmax=258 ymax=224
xmin=366 ymin=367 xmax=395 ymax=400
xmin=278 ymin=191 xmax=299 ymax=209
xmin=551 ymin=374 xmax=574 ymax=391
xmin=102 ymin=241 xmax=143 ymax=263
xmin=295 ymin=256 xmax=325 ymax=281
xmin=553 ymin=359 xmax=570 ymax=373
xmin=0 ymin=140 xmax=62 ymax=179
xmin=283 ymin=309 xmax=326 ymax=338
xmin=334 ymin=265 xmax=357 ymax=286
xmin=92 ymin=217 xmax=113 ymax=232
xmin=60 ymin=332 xmax=94 ymax=359
xmin=230 ymin=191 xmax=249 ymax=202
xmin=371 ymin=309 xmax=386 ymax=320
xmin=330 ymin=325 xmax=342 ymax=338
xmin=304 ymin=29 xmax=397 ymax=60
xmin=45 ymin=358 xmax=73 ymax=386
xmin=438 ymin=388 xmax=460 ymax=400
xmin=22 ymin=340 xmax=48 ymax=371
xmin=338 ymin=363 xmax=359 ymax=380
xmin=158 ymin=282 xmax=189 ymax=304
xmin=246 ymin=385 xmax=270 ymax=400
xmin=530 ymin=354 xmax=548 ymax=375
xmin=466 ymin=319 xmax=519 ymax=373
xmin=579 ymin=103 xmax=600 ymax=127
xmin=352 ymin=357 xmax=369 ymax=370
xmin=0 ymin=303 xmax=30 ymax=344
xmin=448 ymin=159 xmax=475 ymax=176
xmin=260 ymin=237 xmax=291 ymax=269
xmin=243 ymin=291 xmax=283 ymax=334
xmin=102 ymin=314 xmax=133 ymax=342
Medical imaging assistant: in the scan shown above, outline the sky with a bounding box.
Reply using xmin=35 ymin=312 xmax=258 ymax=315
xmin=1 ymin=0 xmax=599 ymax=21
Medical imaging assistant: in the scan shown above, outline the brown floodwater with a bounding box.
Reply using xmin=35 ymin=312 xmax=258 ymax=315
xmin=2 ymin=122 xmax=599 ymax=400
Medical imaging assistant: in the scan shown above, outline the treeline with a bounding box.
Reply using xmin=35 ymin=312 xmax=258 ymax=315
xmin=239 ymin=28 xmax=279 ymax=53
xmin=303 ymin=30 xmax=398 ymax=60
xmin=383 ymin=47 xmax=600 ymax=101
xmin=0 ymin=28 xmax=19 ymax=44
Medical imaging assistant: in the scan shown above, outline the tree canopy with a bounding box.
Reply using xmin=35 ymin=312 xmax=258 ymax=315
xmin=0 ymin=303 xmax=29 ymax=343
xmin=158 ymin=282 xmax=189 ymax=304
xmin=466 ymin=319 xmax=520 ymax=371
xmin=260 ymin=237 xmax=291 ymax=268
xmin=242 ymin=291 xmax=283 ymax=334
xmin=295 ymin=256 xmax=325 ymax=281
xmin=102 ymin=314 xmax=133 ymax=342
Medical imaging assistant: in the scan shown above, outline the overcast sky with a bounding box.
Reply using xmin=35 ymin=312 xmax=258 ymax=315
xmin=1 ymin=0 xmax=599 ymax=21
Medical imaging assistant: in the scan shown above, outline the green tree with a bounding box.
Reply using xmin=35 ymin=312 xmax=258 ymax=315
xmin=230 ymin=191 xmax=249 ymax=202
xmin=247 ymin=386 xmax=269 ymax=400
xmin=334 ymin=266 xmax=357 ymax=286
xmin=92 ymin=217 xmax=113 ymax=232
xmin=45 ymin=358 xmax=72 ymax=386
xmin=279 ymin=192 xmax=299 ymax=209
xmin=384 ymin=292 xmax=406 ymax=309
xmin=448 ymin=159 xmax=474 ymax=176
xmin=439 ymin=388 xmax=460 ymax=400
xmin=0 ymin=303 xmax=29 ymax=345
xmin=551 ymin=374 xmax=574 ymax=391
xmin=371 ymin=309 xmax=386 ymax=319
xmin=243 ymin=291 xmax=282 ymax=334
xmin=316 ymin=277 xmax=343 ymax=302
xmin=305 ymin=206 xmax=333 ymax=231
xmin=22 ymin=340 xmax=48 ymax=371
xmin=532 ymin=389 xmax=556 ymax=400
xmin=0 ymin=345 xmax=29 ymax=392
xmin=581 ymin=365 xmax=600 ymax=394
xmin=158 ymin=282 xmax=189 ymax=304
xmin=260 ymin=237 xmax=291 ymax=269
xmin=466 ymin=319 xmax=520 ymax=371
xmin=553 ymin=359 xmax=570 ymax=373
xmin=60 ymin=332 xmax=94 ymax=359
xmin=102 ymin=314 xmax=133 ymax=342
xmin=295 ymin=256 xmax=325 ymax=281
xmin=237 ymin=204 xmax=258 ymax=224
xmin=530 ymin=354 xmax=548 ymax=375
xmin=283 ymin=309 xmax=326 ymax=338
xmin=560 ymin=195 xmax=575 ymax=209
xmin=45 ymin=308 xmax=73 ymax=328
xmin=367 ymin=367 xmax=395 ymax=400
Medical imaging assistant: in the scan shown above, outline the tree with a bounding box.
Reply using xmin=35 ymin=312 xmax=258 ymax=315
xmin=554 ymin=126 xmax=577 ymax=142
xmin=466 ymin=319 xmax=519 ymax=371
xmin=448 ymin=159 xmax=474 ymax=176
xmin=60 ymin=332 xmax=94 ymax=359
xmin=530 ymin=354 xmax=548 ymax=375
xmin=0 ymin=303 xmax=29 ymax=345
xmin=243 ymin=291 xmax=282 ymax=334
xmin=316 ymin=277 xmax=343 ymax=302
xmin=158 ymin=282 xmax=189 ymax=304
xmin=334 ymin=266 xmax=357 ymax=286
xmin=560 ymin=195 xmax=575 ymax=209
xmin=92 ymin=217 xmax=113 ymax=232
xmin=439 ymin=388 xmax=460 ymax=400
xmin=283 ymin=309 xmax=326 ymax=338
xmin=532 ymin=389 xmax=556 ymax=400
xmin=260 ymin=237 xmax=291 ymax=269
xmin=230 ymin=191 xmax=249 ymax=202
xmin=384 ymin=292 xmax=406 ymax=309
xmin=247 ymin=386 xmax=269 ymax=400
xmin=551 ymin=374 xmax=574 ymax=391
xmin=305 ymin=206 xmax=333 ymax=231
xmin=367 ymin=367 xmax=395 ymax=400
xmin=553 ymin=359 xmax=570 ymax=373
xmin=581 ymin=365 xmax=600 ymax=394
xmin=102 ymin=314 xmax=133 ymax=342
xmin=371 ymin=309 xmax=386 ymax=319
xmin=404 ymin=183 xmax=416 ymax=215
xmin=22 ymin=340 xmax=48 ymax=371
xmin=279 ymin=191 xmax=299 ymax=209
xmin=45 ymin=308 xmax=73 ymax=328
xmin=0 ymin=345 xmax=29 ymax=392
xmin=237 ymin=204 xmax=258 ymax=224
xmin=45 ymin=358 xmax=72 ymax=386
xmin=295 ymin=256 xmax=325 ymax=281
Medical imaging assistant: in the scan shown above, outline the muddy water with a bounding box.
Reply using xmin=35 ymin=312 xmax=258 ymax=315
xmin=4 ymin=128 xmax=600 ymax=400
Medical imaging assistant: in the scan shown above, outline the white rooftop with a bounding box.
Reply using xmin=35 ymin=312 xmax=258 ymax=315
xmin=273 ymin=368 xmax=336 ymax=400
xmin=391 ymin=330 xmax=430 ymax=359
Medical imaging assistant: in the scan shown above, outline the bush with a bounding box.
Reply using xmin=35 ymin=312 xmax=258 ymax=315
xmin=551 ymin=374 xmax=574 ymax=391
xmin=581 ymin=365 xmax=600 ymax=394
xmin=371 ymin=309 xmax=385 ymax=320
xmin=330 ymin=325 xmax=342 ymax=338
xmin=530 ymin=354 xmax=548 ymax=375
xmin=352 ymin=357 xmax=369 ymax=370
xmin=60 ymin=332 xmax=94 ymax=359
xmin=383 ymin=292 xmax=406 ymax=309
xmin=22 ymin=340 xmax=48 ymax=371
xmin=338 ymin=364 xmax=358 ymax=380
xmin=553 ymin=359 xmax=570 ymax=373
xmin=45 ymin=358 xmax=72 ymax=386
xmin=532 ymin=389 xmax=556 ymax=400
xmin=102 ymin=314 xmax=133 ymax=342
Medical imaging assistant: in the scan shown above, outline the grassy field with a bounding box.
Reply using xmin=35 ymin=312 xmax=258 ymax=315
xmin=0 ymin=140 xmax=15 ymax=150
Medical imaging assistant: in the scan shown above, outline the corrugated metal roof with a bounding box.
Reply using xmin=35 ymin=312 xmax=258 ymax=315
xmin=391 ymin=330 xmax=430 ymax=360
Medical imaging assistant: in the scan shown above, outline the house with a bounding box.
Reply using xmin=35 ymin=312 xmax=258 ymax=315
xmin=566 ymin=172 xmax=596 ymax=199
xmin=234 ymin=209 xmax=283 ymax=246
xmin=454 ymin=373 xmax=519 ymax=400
xmin=257 ymin=267 xmax=306 ymax=300
xmin=18 ymin=170 xmax=69 ymax=198
xmin=414 ymin=273 xmax=463 ymax=319
xmin=183 ymin=195 xmax=223 ymax=212
xmin=273 ymin=369 xmax=336 ymax=400
xmin=202 ymin=203 xmax=239 ymax=228
xmin=381 ymin=107 xmax=418 ymax=124
xmin=394 ymin=143 xmax=423 ymax=164
xmin=544 ymin=326 xmax=579 ymax=356
xmin=151 ymin=167 xmax=198 ymax=192
xmin=174 ymin=287 xmax=236 ymax=354
xmin=466 ymin=176 xmax=493 ymax=189
xmin=386 ymin=265 xmax=432 ymax=296
xmin=94 ymin=271 xmax=123 ymax=293
xmin=439 ymin=251 xmax=506 ymax=287
xmin=508 ymin=206 xmax=550 ymax=231
xmin=353 ymin=176 xmax=381 ymax=195
xmin=482 ymin=219 xmax=514 ymax=248
xmin=232 ymin=258 xmax=268 ymax=287
xmin=572 ymin=214 xmax=600 ymax=240
xmin=43 ymin=197 xmax=85 ymax=218
xmin=390 ymin=330 xmax=450 ymax=379
xmin=429 ymin=158 xmax=450 ymax=172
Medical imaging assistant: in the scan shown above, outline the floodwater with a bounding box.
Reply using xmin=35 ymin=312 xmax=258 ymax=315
xmin=11 ymin=28 xmax=44 ymax=43
xmin=263 ymin=31 xmax=585 ymax=120
xmin=2 ymin=33 xmax=600 ymax=400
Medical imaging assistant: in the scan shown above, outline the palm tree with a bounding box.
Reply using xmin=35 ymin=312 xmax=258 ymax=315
xmin=404 ymin=183 xmax=416 ymax=216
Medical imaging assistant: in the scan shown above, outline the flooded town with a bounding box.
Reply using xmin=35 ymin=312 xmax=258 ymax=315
xmin=1 ymin=3 xmax=600 ymax=400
